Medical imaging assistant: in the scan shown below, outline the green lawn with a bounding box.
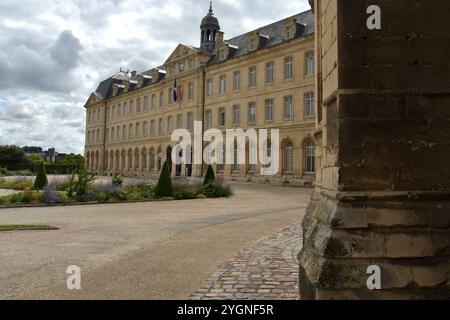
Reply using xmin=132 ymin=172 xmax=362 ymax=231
xmin=0 ymin=225 xmax=59 ymax=232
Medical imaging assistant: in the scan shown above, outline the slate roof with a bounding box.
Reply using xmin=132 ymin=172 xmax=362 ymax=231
xmin=89 ymin=9 xmax=314 ymax=105
xmin=207 ymin=10 xmax=314 ymax=65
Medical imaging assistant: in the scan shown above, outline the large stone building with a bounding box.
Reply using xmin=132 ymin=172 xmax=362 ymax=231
xmin=84 ymin=4 xmax=317 ymax=185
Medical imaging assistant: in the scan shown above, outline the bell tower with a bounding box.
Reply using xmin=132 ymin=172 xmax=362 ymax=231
xmin=200 ymin=2 xmax=220 ymax=52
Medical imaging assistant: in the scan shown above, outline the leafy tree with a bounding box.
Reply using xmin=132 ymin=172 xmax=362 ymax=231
xmin=0 ymin=145 xmax=26 ymax=168
xmin=154 ymin=161 xmax=174 ymax=198
xmin=27 ymin=154 xmax=45 ymax=166
xmin=22 ymin=146 xmax=43 ymax=153
xmin=203 ymin=165 xmax=216 ymax=185
xmin=34 ymin=161 xmax=49 ymax=190
xmin=57 ymin=153 xmax=85 ymax=169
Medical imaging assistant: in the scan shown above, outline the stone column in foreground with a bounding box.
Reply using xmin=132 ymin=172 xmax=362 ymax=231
xmin=299 ymin=0 xmax=450 ymax=299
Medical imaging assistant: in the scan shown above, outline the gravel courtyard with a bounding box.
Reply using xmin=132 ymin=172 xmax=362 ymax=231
xmin=0 ymin=183 xmax=311 ymax=299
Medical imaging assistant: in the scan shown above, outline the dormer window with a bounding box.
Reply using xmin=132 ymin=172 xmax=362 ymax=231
xmin=286 ymin=26 xmax=293 ymax=39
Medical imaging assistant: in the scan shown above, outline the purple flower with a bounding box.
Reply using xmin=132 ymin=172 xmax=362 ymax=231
xmin=93 ymin=183 xmax=121 ymax=193
xmin=43 ymin=185 xmax=60 ymax=204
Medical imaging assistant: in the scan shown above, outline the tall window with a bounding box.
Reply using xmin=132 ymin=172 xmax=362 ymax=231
xmin=188 ymin=82 xmax=194 ymax=100
xmin=168 ymin=116 xmax=174 ymax=134
xmin=285 ymin=57 xmax=294 ymax=80
xmin=286 ymin=25 xmax=293 ymax=39
xmin=233 ymin=105 xmax=240 ymax=125
xmin=306 ymin=51 xmax=314 ymax=76
xmin=219 ymin=75 xmax=226 ymax=95
xmin=112 ymin=106 xmax=116 ymax=119
xmin=305 ymin=92 xmax=315 ymax=118
xmin=158 ymin=118 xmax=163 ymax=136
xmin=110 ymin=128 xmax=115 ymax=141
xmin=168 ymin=88 xmax=172 ymax=104
xmin=217 ymin=144 xmax=225 ymax=173
xmin=248 ymin=102 xmax=256 ymax=124
xmin=177 ymin=114 xmax=183 ymax=129
xmin=150 ymin=120 xmax=155 ymax=136
xmin=138 ymin=98 xmax=143 ymax=113
xmin=151 ymin=94 xmax=156 ymax=111
xmin=117 ymin=104 xmax=121 ymax=118
xmin=265 ymin=99 xmax=274 ymax=121
xmin=266 ymin=62 xmax=274 ymax=84
xmin=305 ymin=139 xmax=316 ymax=173
xmin=207 ymin=79 xmax=213 ymax=97
xmin=117 ymin=126 xmax=121 ymax=141
xmin=135 ymin=123 xmax=140 ymax=138
xmin=123 ymin=102 xmax=127 ymax=117
xmin=249 ymin=67 xmax=256 ymax=88
xmin=129 ymin=101 xmax=134 ymax=114
xmin=128 ymin=124 xmax=133 ymax=139
xmin=233 ymin=71 xmax=241 ymax=91
xmin=205 ymin=110 xmax=212 ymax=129
xmin=218 ymin=107 xmax=226 ymax=127
xmin=159 ymin=91 xmax=163 ymax=107
xmin=232 ymin=141 xmax=239 ymax=172
xmin=187 ymin=112 xmax=194 ymax=130
xmin=143 ymin=121 xmax=148 ymax=137
xmin=135 ymin=99 xmax=140 ymax=113
xmin=284 ymin=96 xmax=293 ymax=119
xmin=122 ymin=125 xmax=126 ymax=140
xmin=284 ymin=141 xmax=294 ymax=174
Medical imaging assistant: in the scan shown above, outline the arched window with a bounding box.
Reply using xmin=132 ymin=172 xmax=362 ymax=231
xmin=284 ymin=141 xmax=294 ymax=174
xmin=232 ymin=141 xmax=239 ymax=172
xmin=128 ymin=149 xmax=133 ymax=170
xmin=142 ymin=148 xmax=148 ymax=170
xmin=305 ymin=139 xmax=316 ymax=174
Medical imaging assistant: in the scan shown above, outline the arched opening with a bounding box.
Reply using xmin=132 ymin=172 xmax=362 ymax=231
xmin=149 ymin=147 xmax=155 ymax=171
xmin=127 ymin=149 xmax=133 ymax=171
xmin=121 ymin=150 xmax=126 ymax=170
xmin=157 ymin=146 xmax=162 ymax=172
xmin=142 ymin=148 xmax=148 ymax=171
xmin=175 ymin=146 xmax=183 ymax=177
xmin=134 ymin=148 xmax=140 ymax=171
xmin=185 ymin=145 xmax=193 ymax=177
xmin=95 ymin=151 xmax=100 ymax=172
xmin=110 ymin=151 xmax=114 ymax=172
xmin=115 ymin=150 xmax=120 ymax=172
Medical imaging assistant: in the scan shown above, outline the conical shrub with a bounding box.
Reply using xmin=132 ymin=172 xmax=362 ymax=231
xmin=34 ymin=161 xmax=49 ymax=190
xmin=154 ymin=161 xmax=174 ymax=198
xmin=203 ymin=165 xmax=216 ymax=185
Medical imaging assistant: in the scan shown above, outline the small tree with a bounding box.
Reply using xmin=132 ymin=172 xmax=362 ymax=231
xmin=203 ymin=165 xmax=216 ymax=185
xmin=34 ymin=161 xmax=48 ymax=190
xmin=154 ymin=161 xmax=174 ymax=198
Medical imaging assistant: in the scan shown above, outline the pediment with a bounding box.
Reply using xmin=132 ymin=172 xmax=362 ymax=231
xmin=165 ymin=44 xmax=200 ymax=65
xmin=84 ymin=92 xmax=101 ymax=108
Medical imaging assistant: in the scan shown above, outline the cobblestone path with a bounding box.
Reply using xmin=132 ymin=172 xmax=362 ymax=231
xmin=191 ymin=221 xmax=303 ymax=300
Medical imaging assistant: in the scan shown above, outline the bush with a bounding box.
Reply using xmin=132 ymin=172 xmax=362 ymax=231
xmin=154 ymin=161 xmax=174 ymax=198
xmin=0 ymin=167 xmax=6 ymax=176
xmin=112 ymin=173 xmax=124 ymax=187
xmin=203 ymin=165 xmax=216 ymax=185
xmin=66 ymin=169 xmax=96 ymax=200
xmin=34 ymin=162 xmax=48 ymax=190
xmin=12 ymin=180 xmax=33 ymax=191
xmin=173 ymin=182 xmax=198 ymax=200
xmin=50 ymin=179 xmax=71 ymax=192
xmin=201 ymin=182 xmax=233 ymax=198
xmin=43 ymin=185 xmax=60 ymax=204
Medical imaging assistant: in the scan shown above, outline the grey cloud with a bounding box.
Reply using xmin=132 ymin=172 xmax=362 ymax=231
xmin=50 ymin=30 xmax=83 ymax=69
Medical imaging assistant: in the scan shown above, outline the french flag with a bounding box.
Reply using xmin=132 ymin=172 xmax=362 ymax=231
xmin=172 ymin=79 xmax=178 ymax=103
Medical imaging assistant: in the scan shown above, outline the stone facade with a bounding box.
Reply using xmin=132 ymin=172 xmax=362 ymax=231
xmin=84 ymin=6 xmax=317 ymax=186
xmin=299 ymin=0 xmax=450 ymax=299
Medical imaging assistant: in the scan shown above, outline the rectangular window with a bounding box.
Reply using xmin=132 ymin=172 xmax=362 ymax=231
xmin=144 ymin=96 xmax=149 ymax=112
xmin=159 ymin=91 xmax=163 ymax=107
xmin=205 ymin=110 xmax=212 ymax=129
xmin=233 ymin=71 xmax=241 ymax=91
xmin=249 ymin=67 xmax=256 ymax=88
xmin=187 ymin=112 xmax=194 ymax=130
xmin=150 ymin=120 xmax=155 ymax=137
xmin=218 ymin=107 xmax=226 ymax=127
xmin=265 ymin=99 xmax=274 ymax=121
xmin=112 ymin=106 xmax=115 ymax=119
xmin=306 ymin=51 xmax=315 ymax=76
xmin=110 ymin=128 xmax=115 ymax=142
xmin=168 ymin=88 xmax=172 ymax=105
xmin=135 ymin=123 xmax=140 ymax=137
xmin=284 ymin=96 xmax=293 ymax=119
xmin=129 ymin=124 xmax=133 ymax=139
xmin=117 ymin=126 xmax=121 ymax=141
xmin=159 ymin=118 xmax=163 ymax=136
xmin=143 ymin=121 xmax=148 ymax=137
xmin=219 ymin=75 xmax=226 ymax=95
xmin=123 ymin=102 xmax=127 ymax=117
xmin=232 ymin=105 xmax=240 ymax=125
xmin=305 ymin=92 xmax=315 ymax=117
xmin=248 ymin=102 xmax=256 ymax=124
xmin=150 ymin=94 xmax=156 ymax=111
xmin=188 ymin=82 xmax=194 ymax=100
xmin=207 ymin=79 xmax=213 ymax=97
xmin=138 ymin=98 xmax=143 ymax=113
xmin=130 ymin=101 xmax=134 ymax=114
xmin=168 ymin=116 xmax=174 ymax=134
xmin=122 ymin=125 xmax=126 ymax=140
xmin=177 ymin=114 xmax=183 ymax=129
xmin=266 ymin=62 xmax=274 ymax=84
xmin=135 ymin=99 xmax=140 ymax=113
xmin=285 ymin=57 xmax=294 ymax=80
xmin=117 ymin=104 xmax=121 ymax=118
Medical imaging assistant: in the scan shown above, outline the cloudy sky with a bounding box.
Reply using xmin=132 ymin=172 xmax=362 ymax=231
xmin=0 ymin=0 xmax=310 ymax=154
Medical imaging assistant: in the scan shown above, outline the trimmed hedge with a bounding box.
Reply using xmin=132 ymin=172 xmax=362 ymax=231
xmin=33 ymin=162 xmax=48 ymax=190
xmin=203 ymin=165 xmax=216 ymax=185
xmin=154 ymin=161 xmax=174 ymax=198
